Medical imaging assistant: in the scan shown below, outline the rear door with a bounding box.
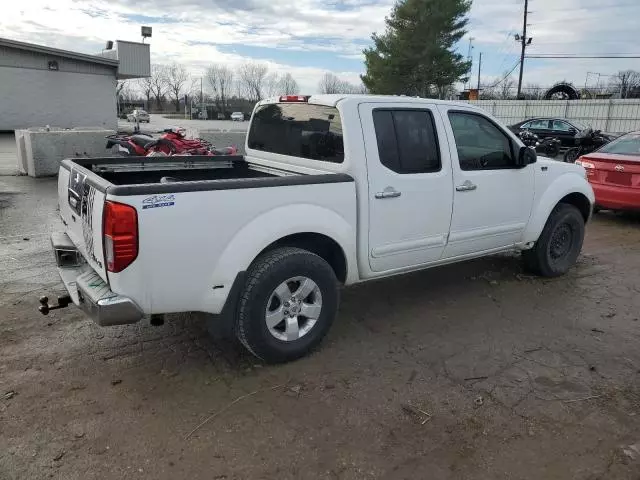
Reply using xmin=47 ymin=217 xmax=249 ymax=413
xmin=359 ymin=102 xmax=453 ymax=272
xmin=528 ymin=119 xmax=553 ymax=139
xmin=58 ymin=165 xmax=109 ymax=281
xmin=551 ymin=119 xmax=578 ymax=147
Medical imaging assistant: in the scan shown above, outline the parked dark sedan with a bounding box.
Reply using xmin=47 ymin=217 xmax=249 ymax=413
xmin=508 ymin=118 xmax=591 ymax=148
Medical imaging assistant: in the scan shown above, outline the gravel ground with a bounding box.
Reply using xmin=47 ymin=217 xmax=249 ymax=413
xmin=1 ymin=175 xmax=640 ymax=480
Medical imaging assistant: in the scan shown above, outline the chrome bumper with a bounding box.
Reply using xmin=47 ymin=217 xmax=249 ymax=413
xmin=51 ymin=233 xmax=143 ymax=326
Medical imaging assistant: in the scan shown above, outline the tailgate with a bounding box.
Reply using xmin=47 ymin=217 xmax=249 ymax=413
xmin=58 ymin=166 xmax=109 ymax=282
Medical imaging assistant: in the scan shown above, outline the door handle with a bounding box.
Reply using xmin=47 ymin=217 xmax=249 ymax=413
xmin=375 ymin=188 xmax=402 ymax=199
xmin=455 ymin=181 xmax=477 ymax=192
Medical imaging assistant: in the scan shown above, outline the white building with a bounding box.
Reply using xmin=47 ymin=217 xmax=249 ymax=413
xmin=0 ymin=38 xmax=150 ymax=131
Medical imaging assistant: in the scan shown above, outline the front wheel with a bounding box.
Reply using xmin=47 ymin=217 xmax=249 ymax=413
xmin=523 ymin=204 xmax=585 ymax=277
xmin=564 ymin=147 xmax=580 ymax=163
xmin=236 ymin=247 xmax=339 ymax=363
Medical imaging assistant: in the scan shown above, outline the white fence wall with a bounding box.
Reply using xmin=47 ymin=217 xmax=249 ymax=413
xmin=466 ymin=99 xmax=640 ymax=134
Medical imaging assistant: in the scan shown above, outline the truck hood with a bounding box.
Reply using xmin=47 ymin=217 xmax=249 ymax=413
xmin=536 ymin=157 xmax=584 ymax=176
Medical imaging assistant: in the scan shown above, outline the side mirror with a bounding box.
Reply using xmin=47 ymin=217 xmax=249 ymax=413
xmin=518 ymin=146 xmax=537 ymax=167
xmin=568 ymin=128 xmax=577 ymax=134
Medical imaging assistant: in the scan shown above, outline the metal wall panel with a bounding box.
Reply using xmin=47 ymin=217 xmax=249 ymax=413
xmin=467 ymin=99 xmax=640 ymax=134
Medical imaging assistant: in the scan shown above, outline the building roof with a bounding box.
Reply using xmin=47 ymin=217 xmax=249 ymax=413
xmin=0 ymin=37 xmax=119 ymax=68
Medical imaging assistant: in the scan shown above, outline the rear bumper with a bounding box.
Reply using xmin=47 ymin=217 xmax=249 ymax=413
xmin=51 ymin=232 xmax=143 ymax=326
xmin=591 ymin=183 xmax=640 ymax=211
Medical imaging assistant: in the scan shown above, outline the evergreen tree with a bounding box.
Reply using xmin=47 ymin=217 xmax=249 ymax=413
xmin=361 ymin=0 xmax=472 ymax=97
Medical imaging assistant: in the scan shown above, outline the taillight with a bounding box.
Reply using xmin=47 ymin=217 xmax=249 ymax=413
xmin=103 ymin=201 xmax=138 ymax=273
xmin=279 ymin=95 xmax=309 ymax=102
xmin=575 ymin=160 xmax=595 ymax=169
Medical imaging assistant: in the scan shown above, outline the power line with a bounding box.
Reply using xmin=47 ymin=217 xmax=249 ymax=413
xmin=482 ymin=61 xmax=520 ymax=89
xmin=531 ymin=1 xmax=638 ymax=13
xmin=528 ymin=54 xmax=640 ymax=59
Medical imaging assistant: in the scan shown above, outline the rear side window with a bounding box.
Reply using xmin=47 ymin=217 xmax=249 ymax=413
xmin=372 ymin=109 xmax=441 ymax=173
xmin=248 ymin=103 xmax=344 ymax=163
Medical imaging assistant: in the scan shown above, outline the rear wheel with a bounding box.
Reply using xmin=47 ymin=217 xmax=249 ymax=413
xmin=523 ymin=204 xmax=585 ymax=277
xmin=236 ymin=247 xmax=339 ymax=363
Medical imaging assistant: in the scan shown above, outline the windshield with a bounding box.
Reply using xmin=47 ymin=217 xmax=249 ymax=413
xmin=598 ymin=132 xmax=640 ymax=157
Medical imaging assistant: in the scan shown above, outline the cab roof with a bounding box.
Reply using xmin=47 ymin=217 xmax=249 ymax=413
xmin=258 ymin=94 xmax=480 ymax=110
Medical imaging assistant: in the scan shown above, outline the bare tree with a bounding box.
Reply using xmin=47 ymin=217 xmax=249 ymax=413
xmin=237 ymin=62 xmax=268 ymax=102
xmin=278 ymin=73 xmax=300 ymax=95
xmin=610 ymin=70 xmax=640 ymax=98
xmin=523 ymin=83 xmax=543 ymax=100
xmin=318 ymin=72 xmax=342 ymax=94
xmin=165 ymin=63 xmax=190 ymax=112
xmin=500 ymin=73 xmax=516 ymax=99
xmin=145 ymin=64 xmax=168 ymax=110
xmin=264 ymin=72 xmax=281 ymax=97
xmin=205 ymin=64 xmax=234 ymax=113
xmin=137 ymin=77 xmax=153 ymax=109
xmin=318 ymin=72 xmax=364 ymax=94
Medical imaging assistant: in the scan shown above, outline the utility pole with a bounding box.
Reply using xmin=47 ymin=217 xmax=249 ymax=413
xmin=516 ymin=0 xmax=532 ymax=99
xmin=477 ymin=52 xmax=482 ymax=92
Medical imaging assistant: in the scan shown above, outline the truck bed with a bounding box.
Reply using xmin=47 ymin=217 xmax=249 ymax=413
xmin=69 ymin=155 xmax=277 ymax=186
xmin=56 ymin=154 xmax=356 ymax=315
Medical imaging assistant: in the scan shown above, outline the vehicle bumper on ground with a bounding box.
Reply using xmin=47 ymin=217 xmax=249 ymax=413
xmin=592 ymin=183 xmax=640 ymax=211
xmin=50 ymin=232 xmax=143 ymax=326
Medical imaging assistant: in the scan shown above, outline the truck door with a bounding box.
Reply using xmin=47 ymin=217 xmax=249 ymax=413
xmin=358 ymin=102 xmax=454 ymax=273
xmin=440 ymin=107 xmax=535 ymax=259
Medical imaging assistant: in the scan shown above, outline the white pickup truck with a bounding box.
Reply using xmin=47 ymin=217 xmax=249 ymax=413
xmin=42 ymin=94 xmax=594 ymax=363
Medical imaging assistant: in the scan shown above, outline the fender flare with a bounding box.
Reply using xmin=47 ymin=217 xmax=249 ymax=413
xmin=523 ymin=173 xmax=594 ymax=244
xmin=201 ymin=203 xmax=357 ymax=312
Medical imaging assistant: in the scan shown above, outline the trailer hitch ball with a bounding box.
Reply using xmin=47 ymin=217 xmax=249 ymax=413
xmin=38 ymin=295 xmax=72 ymax=315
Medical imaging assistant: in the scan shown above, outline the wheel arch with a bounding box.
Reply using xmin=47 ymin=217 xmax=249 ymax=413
xmin=202 ymin=203 xmax=358 ymax=314
xmin=523 ymin=174 xmax=594 ymax=244
xmin=258 ymin=232 xmax=348 ymax=283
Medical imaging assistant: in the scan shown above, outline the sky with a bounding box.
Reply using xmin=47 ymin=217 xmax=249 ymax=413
xmin=2 ymin=0 xmax=640 ymax=94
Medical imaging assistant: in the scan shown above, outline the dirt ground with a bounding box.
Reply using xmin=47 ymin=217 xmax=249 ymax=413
xmin=1 ymin=176 xmax=640 ymax=480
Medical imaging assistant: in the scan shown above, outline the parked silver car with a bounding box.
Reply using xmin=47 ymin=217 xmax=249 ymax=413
xmin=231 ymin=112 xmax=244 ymax=122
xmin=127 ymin=109 xmax=150 ymax=123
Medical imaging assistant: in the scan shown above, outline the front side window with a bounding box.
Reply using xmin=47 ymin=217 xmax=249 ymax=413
xmin=448 ymin=112 xmax=516 ymax=170
xmin=248 ymin=103 xmax=344 ymax=163
xmin=372 ymin=109 xmax=441 ymax=174
xmin=527 ymin=119 xmax=550 ymax=130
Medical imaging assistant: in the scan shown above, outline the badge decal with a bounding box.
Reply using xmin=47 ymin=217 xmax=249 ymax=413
xmin=142 ymin=194 xmax=176 ymax=209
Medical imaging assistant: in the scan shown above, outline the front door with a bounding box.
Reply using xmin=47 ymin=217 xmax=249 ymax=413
xmin=441 ymin=107 xmax=535 ymax=258
xmin=359 ymin=103 xmax=454 ymax=273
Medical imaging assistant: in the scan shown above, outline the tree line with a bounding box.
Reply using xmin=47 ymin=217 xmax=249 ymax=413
xmin=118 ymin=62 xmax=367 ymax=114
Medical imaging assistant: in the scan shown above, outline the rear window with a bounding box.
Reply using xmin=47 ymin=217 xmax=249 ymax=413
xmin=248 ymin=103 xmax=344 ymax=163
xmin=598 ymin=133 xmax=640 ymax=157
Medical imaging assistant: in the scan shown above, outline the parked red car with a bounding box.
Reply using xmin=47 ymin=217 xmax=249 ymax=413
xmin=576 ymin=131 xmax=640 ymax=212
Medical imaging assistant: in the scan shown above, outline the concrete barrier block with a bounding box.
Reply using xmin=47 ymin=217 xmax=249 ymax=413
xmin=14 ymin=130 xmax=28 ymax=175
xmin=22 ymin=128 xmax=115 ymax=177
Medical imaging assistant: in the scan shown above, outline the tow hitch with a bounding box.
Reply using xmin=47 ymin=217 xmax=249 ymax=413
xmin=38 ymin=295 xmax=72 ymax=315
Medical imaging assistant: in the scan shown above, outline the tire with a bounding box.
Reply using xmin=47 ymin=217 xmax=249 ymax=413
xmin=522 ymin=204 xmax=585 ymax=277
xmin=546 ymin=143 xmax=560 ymax=158
xmin=236 ymin=247 xmax=339 ymax=363
xmin=564 ymin=148 xmax=579 ymax=163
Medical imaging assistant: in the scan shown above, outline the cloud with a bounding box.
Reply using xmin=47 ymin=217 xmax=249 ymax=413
xmin=2 ymin=0 xmax=639 ymax=95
